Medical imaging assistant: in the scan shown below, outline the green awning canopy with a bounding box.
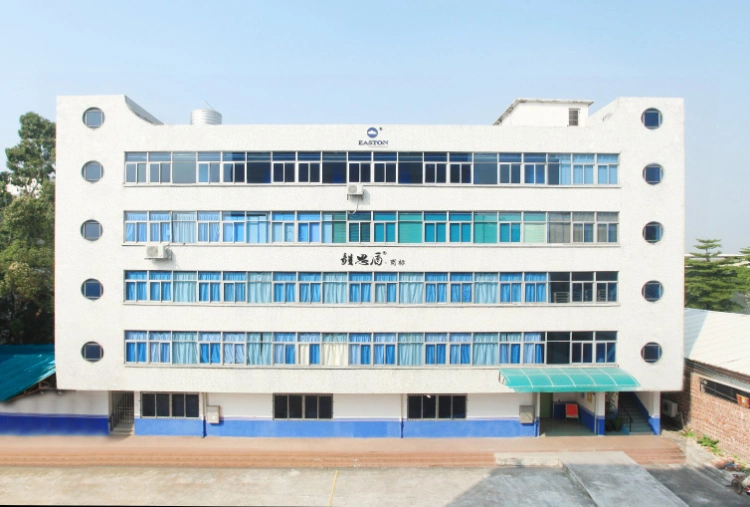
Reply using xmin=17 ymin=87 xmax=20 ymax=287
xmin=0 ymin=345 xmax=55 ymax=402
xmin=499 ymin=367 xmax=639 ymax=393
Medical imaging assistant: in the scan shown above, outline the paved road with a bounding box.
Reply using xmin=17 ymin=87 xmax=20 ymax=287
xmin=646 ymin=464 xmax=749 ymax=507
xmin=0 ymin=466 xmax=594 ymax=506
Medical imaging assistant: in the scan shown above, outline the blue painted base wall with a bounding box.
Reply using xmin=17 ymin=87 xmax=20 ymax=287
xmin=134 ymin=417 xmax=205 ymax=436
xmin=140 ymin=417 xmax=537 ymax=438
xmin=632 ymin=395 xmax=661 ymax=435
xmin=0 ymin=413 xmax=109 ymax=436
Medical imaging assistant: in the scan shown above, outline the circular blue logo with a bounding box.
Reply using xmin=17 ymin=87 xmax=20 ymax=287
xmin=367 ymin=127 xmax=378 ymax=139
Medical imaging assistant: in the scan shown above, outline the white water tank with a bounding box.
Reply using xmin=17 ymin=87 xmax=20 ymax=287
xmin=190 ymin=109 xmax=222 ymax=125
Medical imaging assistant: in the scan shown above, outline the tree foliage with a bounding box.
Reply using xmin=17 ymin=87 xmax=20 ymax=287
xmin=2 ymin=112 xmax=55 ymax=196
xmin=0 ymin=113 xmax=55 ymax=344
xmin=684 ymin=239 xmax=748 ymax=312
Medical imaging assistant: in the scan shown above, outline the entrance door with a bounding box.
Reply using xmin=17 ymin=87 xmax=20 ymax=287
xmin=110 ymin=391 xmax=134 ymax=432
xmin=539 ymin=393 xmax=553 ymax=419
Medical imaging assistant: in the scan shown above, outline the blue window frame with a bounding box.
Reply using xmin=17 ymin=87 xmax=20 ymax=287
xmin=273 ymin=333 xmax=296 ymax=364
xmin=450 ymin=273 xmax=472 ymax=303
xmin=272 ymin=212 xmax=295 ymax=242
xmin=425 ymin=273 xmax=448 ymax=303
xmin=297 ymin=212 xmax=321 ymax=243
xmin=374 ymin=333 xmax=396 ymax=365
xmin=449 ymin=213 xmax=472 ymax=243
xmin=125 ymin=212 xmax=148 ymax=242
xmin=374 ymin=273 xmax=397 ymax=303
xmin=222 ymin=212 xmax=246 ymax=243
xmin=198 ymin=212 xmax=220 ymax=242
xmin=199 ymin=332 xmax=221 ymax=364
xmin=125 ymin=331 xmax=147 ymax=363
xmin=223 ymin=272 xmax=246 ymax=303
xmin=425 ymin=334 xmax=447 ymax=365
xmin=349 ymin=273 xmax=372 ymax=303
xmin=125 ymin=271 xmax=147 ymax=301
xmin=299 ymin=273 xmax=322 ymax=303
xmin=424 ymin=212 xmax=447 ymax=242
xmin=450 ymin=333 xmax=472 ymax=364
xmin=273 ymin=273 xmax=296 ymax=303
xmin=349 ymin=334 xmax=372 ymax=365
xmin=149 ymin=271 xmax=172 ymax=301
xmin=198 ymin=272 xmax=221 ymax=302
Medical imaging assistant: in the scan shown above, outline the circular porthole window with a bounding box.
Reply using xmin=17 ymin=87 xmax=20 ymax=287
xmin=641 ymin=342 xmax=662 ymax=363
xmin=642 ymin=281 xmax=663 ymax=302
xmin=83 ymin=108 xmax=104 ymax=128
xmin=82 ymin=162 xmax=103 ymax=182
xmin=643 ymin=164 xmax=663 ymax=185
xmin=643 ymin=222 xmax=664 ymax=243
xmin=81 ymin=342 xmax=103 ymax=362
xmin=81 ymin=220 xmax=102 ymax=241
xmin=641 ymin=108 xmax=662 ymax=129
xmin=81 ymin=279 xmax=103 ymax=300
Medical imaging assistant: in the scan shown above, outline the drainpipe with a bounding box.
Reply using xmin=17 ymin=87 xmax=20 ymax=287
xmin=400 ymin=394 xmax=404 ymax=438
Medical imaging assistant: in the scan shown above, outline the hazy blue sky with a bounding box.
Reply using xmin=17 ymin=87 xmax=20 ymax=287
xmin=1 ymin=1 xmax=747 ymax=252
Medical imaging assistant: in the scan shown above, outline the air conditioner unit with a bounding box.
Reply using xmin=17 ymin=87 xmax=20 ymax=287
xmin=206 ymin=405 xmax=220 ymax=424
xmin=662 ymin=399 xmax=678 ymax=418
xmin=144 ymin=244 xmax=168 ymax=260
xmin=347 ymin=184 xmax=364 ymax=196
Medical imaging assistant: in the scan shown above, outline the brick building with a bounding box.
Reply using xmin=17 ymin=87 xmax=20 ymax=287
xmin=664 ymin=309 xmax=750 ymax=461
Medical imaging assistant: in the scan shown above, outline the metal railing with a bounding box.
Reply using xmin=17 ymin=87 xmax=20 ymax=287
xmin=110 ymin=392 xmax=134 ymax=430
xmin=619 ymin=405 xmax=633 ymax=433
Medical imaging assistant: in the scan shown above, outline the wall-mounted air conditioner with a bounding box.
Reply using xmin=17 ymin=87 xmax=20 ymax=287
xmin=144 ymin=244 xmax=168 ymax=260
xmin=347 ymin=184 xmax=364 ymax=196
xmin=206 ymin=405 xmax=220 ymax=424
xmin=662 ymin=399 xmax=678 ymax=418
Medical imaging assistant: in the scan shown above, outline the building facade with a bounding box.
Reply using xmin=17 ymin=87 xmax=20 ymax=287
xmin=51 ymin=95 xmax=685 ymax=437
xmin=663 ymin=309 xmax=750 ymax=461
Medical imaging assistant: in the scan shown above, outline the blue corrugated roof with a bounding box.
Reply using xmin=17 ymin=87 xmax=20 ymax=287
xmin=0 ymin=345 xmax=55 ymax=402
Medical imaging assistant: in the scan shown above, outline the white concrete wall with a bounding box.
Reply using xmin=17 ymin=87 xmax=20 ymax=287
xmin=500 ymin=101 xmax=589 ymax=127
xmin=466 ymin=393 xmax=533 ymax=419
xmin=335 ymin=394 xmax=401 ymax=419
xmin=0 ymin=391 xmax=108 ymax=416
xmin=636 ymin=390 xmax=661 ymax=417
xmin=55 ymin=95 xmax=685 ymax=396
xmin=206 ymin=393 xmax=271 ymax=419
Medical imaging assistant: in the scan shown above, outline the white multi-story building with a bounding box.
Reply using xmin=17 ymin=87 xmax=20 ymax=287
xmin=51 ymin=95 xmax=684 ymax=437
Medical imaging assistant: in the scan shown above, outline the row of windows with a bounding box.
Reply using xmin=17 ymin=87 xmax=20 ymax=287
xmin=123 ymin=270 xmax=618 ymax=305
xmin=124 ymin=331 xmax=618 ymax=367
xmin=124 ymin=210 xmax=619 ymax=245
xmin=123 ymin=152 xmax=620 ymax=186
xmin=139 ymin=393 xmax=465 ymax=420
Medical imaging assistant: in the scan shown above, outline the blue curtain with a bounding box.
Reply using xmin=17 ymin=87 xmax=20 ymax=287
xmin=125 ymin=331 xmax=147 ymax=363
xmin=173 ymin=272 xmax=197 ymax=302
xmin=247 ymin=333 xmax=272 ymax=365
xmin=248 ymin=273 xmax=271 ymax=303
xmin=500 ymin=273 xmax=522 ymax=303
xmin=374 ymin=334 xmax=396 ymax=364
xmin=125 ymin=223 xmax=136 ymax=242
xmin=149 ymin=332 xmax=171 ymax=364
xmin=199 ymin=272 xmax=221 ymax=302
xmin=349 ymin=334 xmax=371 ymax=365
xmin=172 ymin=212 xmax=196 ymax=243
xmin=425 ymin=334 xmax=447 ymax=365
xmin=523 ymin=332 xmax=544 ymax=364
xmin=474 ymin=273 xmax=498 ymax=304
xmin=398 ymin=333 xmax=423 ymax=365
xmin=323 ymin=273 xmax=347 ymax=303
xmin=450 ymin=274 xmax=472 ymax=302
xmin=524 ymin=273 xmax=547 ymax=302
xmin=247 ymin=214 xmax=270 ymax=243
xmin=473 ymin=333 xmax=498 ymax=365
xmin=273 ymin=333 xmax=295 ymax=364
xmin=399 ymin=273 xmax=424 ymax=304
xmin=172 ymin=332 xmax=197 ymax=364
xmin=500 ymin=334 xmax=522 ymax=364
xmin=447 ymin=334 xmax=470 ymax=364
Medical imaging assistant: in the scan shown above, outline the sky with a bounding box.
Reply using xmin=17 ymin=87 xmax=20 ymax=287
xmin=0 ymin=0 xmax=747 ymax=252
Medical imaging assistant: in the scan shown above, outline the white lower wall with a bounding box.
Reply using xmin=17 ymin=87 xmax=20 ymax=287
xmin=636 ymin=391 xmax=660 ymax=417
xmin=0 ymin=390 xmax=109 ymax=416
xmin=466 ymin=393 xmax=533 ymax=419
xmin=206 ymin=393 xmax=271 ymax=419
xmin=335 ymin=394 xmax=401 ymax=419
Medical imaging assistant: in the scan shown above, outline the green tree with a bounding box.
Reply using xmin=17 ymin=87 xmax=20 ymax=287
xmin=685 ymin=239 xmax=747 ymax=312
xmin=0 ymin=113 xmax=55 ymax=344
xmin=2 ymin=112 xmax=55 ymax=196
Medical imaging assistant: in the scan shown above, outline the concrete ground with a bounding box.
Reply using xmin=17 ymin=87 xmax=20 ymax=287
xmin=0 ymin=466 xmax=597 ymax=506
